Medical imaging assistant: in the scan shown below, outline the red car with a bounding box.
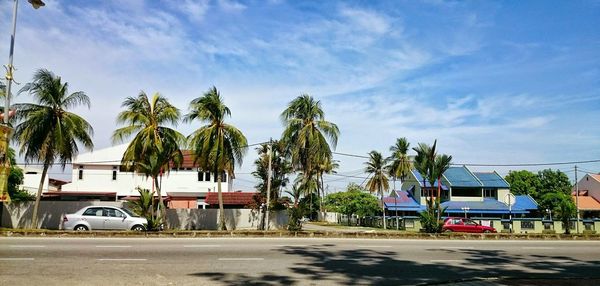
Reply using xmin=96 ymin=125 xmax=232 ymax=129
xmin=442 ymin=217 xmax=497 ymax=233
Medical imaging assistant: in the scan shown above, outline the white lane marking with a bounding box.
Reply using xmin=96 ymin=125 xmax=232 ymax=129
xmin=439 ymin=246 xmax=474 ymax=249
xmin=522 ymin=247 xmax=555 ymax=250
xmin=218 ymin=258 xmax=264 ymax=261
xmin=9 ymin=245 xmax=45 ymax=248
xmin=183 ymin=245 xmax=221 ymax=248
xmin=353 ymin=245 xmax=392 ymax=248
xmin=97 ymin=259 xmax=147 ymax=261
xmin=0 ymin=258 xmax=35 ymax=261
xmin=430 ymin=260 xmax=464 ymax=263
xmin=274 ymin=245 xmax=307 ymax=247
xmin=95 ymin=245 xmax=132 ymax=248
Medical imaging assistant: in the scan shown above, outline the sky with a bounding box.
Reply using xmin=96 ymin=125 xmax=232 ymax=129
xmin=1 ymin=0 xmax=599 ymax=192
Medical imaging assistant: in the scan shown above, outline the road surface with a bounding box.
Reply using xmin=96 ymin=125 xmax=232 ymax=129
xmin=1 ymin=237 xmax=599 ymax=285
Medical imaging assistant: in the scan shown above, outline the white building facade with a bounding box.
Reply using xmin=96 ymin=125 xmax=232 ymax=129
xmin=61 ymin=144 xmax=233 ymax=207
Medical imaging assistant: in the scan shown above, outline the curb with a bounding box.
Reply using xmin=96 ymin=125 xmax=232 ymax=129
xmin=2 ymin=229 xmax=600 ymax=240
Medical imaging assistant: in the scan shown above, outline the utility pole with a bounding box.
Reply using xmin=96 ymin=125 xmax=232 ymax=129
xmin=264 ymin=139 xmax=273 ymax=231
xmin=575 ymin=165 xmax=579 ymax=234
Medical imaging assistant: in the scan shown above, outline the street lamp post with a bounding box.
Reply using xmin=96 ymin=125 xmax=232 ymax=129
xmin=0 ymin=0 xmax=45 ymax=201
xmin=461 ymin=207 xmax=470 ymax=218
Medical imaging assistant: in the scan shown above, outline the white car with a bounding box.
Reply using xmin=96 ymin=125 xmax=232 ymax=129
xmin=62 ymin=206 xmax=147 ymax=231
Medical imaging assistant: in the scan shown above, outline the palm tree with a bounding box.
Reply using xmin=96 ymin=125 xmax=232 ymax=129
xmin=432 ymin=154 xmax=452 ymax=221
xmin=185 ymin=86 xmax=247 ymax=230
xmin=387 ymin=137 xmax=412 ymax=190
xmin=413 ymin=141 xmax=437 ymax=207
xmin=252 ymin=140 xmax=292 ymax=201
xmin=112 ymin=92 xmax=184 ymax=221
xmin=15 ymin=69 xmax=94 ymax=228
xmin=316 ymin=157 xmax=339 ymax=216
xmin=281 ymin=94 xmax=339 ymax=182
xmin=365 ymin=150 xmax=390 ymax=229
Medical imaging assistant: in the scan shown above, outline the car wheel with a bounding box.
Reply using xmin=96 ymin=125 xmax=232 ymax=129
xmin=443 ymin=229 xmax=452 ymax=233
xmin=74 ymin=225 xmax=88 ymax=231
xmin=484 ymin=230 xmax=491 ymax=233
xmin=131 ymin=225 xmax=145 ymax=231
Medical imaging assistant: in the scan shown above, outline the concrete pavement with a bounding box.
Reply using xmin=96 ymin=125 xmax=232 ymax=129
xmin=1 ymin=237 xmax=599 ymax=285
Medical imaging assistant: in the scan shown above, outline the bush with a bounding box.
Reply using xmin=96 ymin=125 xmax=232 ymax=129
xmin=287 ymin=207 xmax=303 ymax=231
xmin=419 ymin=209 xmax=443 ymax=233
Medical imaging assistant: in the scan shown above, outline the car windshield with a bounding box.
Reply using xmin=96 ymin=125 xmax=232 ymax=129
xmin=121 ymin=208 xmax=139 ymax=217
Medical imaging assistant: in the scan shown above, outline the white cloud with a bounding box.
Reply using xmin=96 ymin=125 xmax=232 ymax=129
xmin=218 ymin=0 xmax=246 ymax=12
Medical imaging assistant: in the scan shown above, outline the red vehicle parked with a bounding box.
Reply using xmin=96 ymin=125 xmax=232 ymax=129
xmin=442 ymin=217 xmax=497 ymax=233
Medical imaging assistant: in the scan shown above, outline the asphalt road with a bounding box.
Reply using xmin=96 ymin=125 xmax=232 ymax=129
xmin=1 ymin=237 xmax=599 ymax=285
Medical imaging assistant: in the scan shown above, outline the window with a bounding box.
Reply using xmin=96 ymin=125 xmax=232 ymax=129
xmin=78 ymin=166 xmax=84 ymax=180
xmin=483 ymin=189 xmax=497 ymax=198
xmin=452 ymin=188 xmax=481 ymax=197
xmin=197 ymin=171 xmax=204 ymax=182
xmin=204 ymin=172 xmax=211 ymax=182
xmin=222 ymin=172 xmax=227 ymax=182
xmin=521 ymin=221 xmax=534 ymax=230
xmin=112 ymin=166 xmax=117 ymax=181
xmin=83 ymin=207 xmax=102 ymax=216
xmin=105 ymin=208 xmax=125 ymax=218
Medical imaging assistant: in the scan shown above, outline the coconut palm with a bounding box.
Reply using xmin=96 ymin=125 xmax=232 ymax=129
xmin=15 ymin=69 xmax=94 ymax=228
xmin=112 ymin=91 xmax=184 ymax=221
xmin=252 ymin=140 xmax=292 ymax=201
xmin=387 ymin=137 xmax=412 ymax=190
xmin=413 ymin=141 xmax=437 ymax=205
xmin=432 ymin=154 xmax=452 ymax=220
xmin=185 ymin=86 xmax=247 ymax=230
xmin=281 ymin=94 xmax=339 ymax=180
xmin=316 ymin=157 xmax=339 ymax=216
xmin=365 ymin=150 xmax=390 ymax=229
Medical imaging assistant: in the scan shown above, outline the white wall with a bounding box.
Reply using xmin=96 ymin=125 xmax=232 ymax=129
xmin=575 ymin=174 xmax=600 ymax=202
xmin=62 ymin=165 xmax=232 ymax=197
xmin=19 ymin=166 xmax=49 ymax=195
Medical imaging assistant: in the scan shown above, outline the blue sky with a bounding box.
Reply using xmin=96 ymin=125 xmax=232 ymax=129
xmin=1 ymin=0 xmax=599 ymax=191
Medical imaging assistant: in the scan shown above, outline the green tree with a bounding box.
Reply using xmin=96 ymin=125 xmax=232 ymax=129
xmin=112 ymin=92 xmax=184 ymax=222
xmin=325 ymin=183 xmax=379 ymax=225
xmin=15 ymin=69 xmax=94 ymax=228
xmin=281 ymin=95 xmax=339 ymax=208
xmin=543 ymin=191 xmax=576 ymax=234
xmin=6 ymin=148 xmax=34 ymax=202
xmin=505 ymin=170 xmax=541 ymax=197
xmin=185 ymin=87 xmax=247 ymax=230
xmin=387 ymin=137 xmax=412 ymax=190
xmin=365 ymin=150 xmax=390 ymax=229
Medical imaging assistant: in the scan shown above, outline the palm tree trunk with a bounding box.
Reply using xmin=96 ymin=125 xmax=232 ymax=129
xmin=319 ymin=173 xmax=324 ymax=221
xmin=30 ymin=163 xmax=49 ymax=229
xmin=437 ymin=177 xmax=442 ymax=221
xmin=156 ymin=176 xmax=166 ymax=224
xmin=217 ymin=172 xmax=226 ymax=231
xmin=381 ymin=187 xmax=387 ymax=230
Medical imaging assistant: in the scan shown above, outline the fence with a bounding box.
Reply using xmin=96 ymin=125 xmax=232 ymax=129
xmin=1 ymin=202 xmax=288 ymax=230
xmin=325 ymin=213 xmax=600 ymax=234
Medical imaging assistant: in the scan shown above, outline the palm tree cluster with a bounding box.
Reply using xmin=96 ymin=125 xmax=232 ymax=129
xmin=114 ymin=86 xmax=247 ymax=231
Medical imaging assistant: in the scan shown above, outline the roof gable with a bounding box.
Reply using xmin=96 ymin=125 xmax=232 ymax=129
xmin=473 ymin=172 xmax=510 ymax=188
xmin=444 ymin=166 xmax=482 ymax=187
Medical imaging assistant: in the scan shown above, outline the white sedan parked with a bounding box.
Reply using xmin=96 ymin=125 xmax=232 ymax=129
xmin=62 ymin=206 xmax=147 ymax=231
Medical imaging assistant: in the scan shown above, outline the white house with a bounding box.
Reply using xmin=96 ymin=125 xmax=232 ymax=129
xmin=60 ymin=144 xmax=234 ymax=208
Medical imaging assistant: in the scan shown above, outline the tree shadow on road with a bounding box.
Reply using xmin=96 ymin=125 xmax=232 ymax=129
xmin=189 ymin=243 xmax=600 ymax=285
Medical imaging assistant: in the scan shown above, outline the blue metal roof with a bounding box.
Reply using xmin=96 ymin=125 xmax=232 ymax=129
xmin=411 ymin=170 xmax=449 ymax=190
xmin=513 ymin=195 xmax=538 ymax=210
xmin=440 ymin=198 xmax=532 ymax=214
xmin=473 ymin=172 xmax=510 ymax=188
xmin=443 ymin=166 xmax=482 ymax=187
